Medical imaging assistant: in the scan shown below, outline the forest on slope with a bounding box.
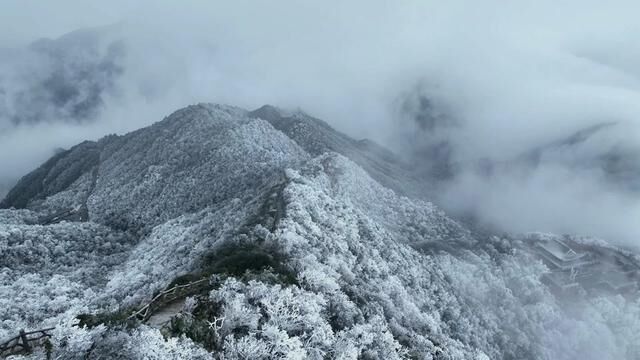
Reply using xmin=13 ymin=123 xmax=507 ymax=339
xmin=1 ymin=104 xmax=639 ymax=359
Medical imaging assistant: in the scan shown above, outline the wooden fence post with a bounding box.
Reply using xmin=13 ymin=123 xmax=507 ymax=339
xmin=19 ymin=329 xmax=31 ymax=353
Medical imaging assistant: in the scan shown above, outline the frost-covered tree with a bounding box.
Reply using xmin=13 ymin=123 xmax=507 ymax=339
xmin=1 ymin=104 xmax=639 ymax=360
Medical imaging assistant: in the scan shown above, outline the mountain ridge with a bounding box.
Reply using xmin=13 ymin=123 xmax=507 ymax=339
xmin=1 ymin=103 xmax=639 ymax=359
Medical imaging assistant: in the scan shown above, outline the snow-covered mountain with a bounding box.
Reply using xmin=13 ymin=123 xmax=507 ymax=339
xmin=1 ymin=104 xmax=639 ymax=359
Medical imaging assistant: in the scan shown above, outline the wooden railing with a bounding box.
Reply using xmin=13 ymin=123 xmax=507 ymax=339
xmin=0 ymin=327 xmax=55 ymax=357
xmin=128 ymin=278 xmax=210 ymax=322
xmin=40 ymin=207 xmax=78 ymax=225
xmin=0 ymin=278 xmax=211 ymax=357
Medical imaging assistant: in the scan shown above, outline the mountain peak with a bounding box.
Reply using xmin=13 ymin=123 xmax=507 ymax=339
xmin=248 ymin=104 xmax=287 ymax=121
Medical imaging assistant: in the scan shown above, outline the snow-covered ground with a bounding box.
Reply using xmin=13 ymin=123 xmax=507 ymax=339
xmin=1 ymin=105 xmax=639 ymax=359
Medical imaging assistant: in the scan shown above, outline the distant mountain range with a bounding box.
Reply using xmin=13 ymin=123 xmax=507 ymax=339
xmin=0 ymin=27 xmax=124 ymax=129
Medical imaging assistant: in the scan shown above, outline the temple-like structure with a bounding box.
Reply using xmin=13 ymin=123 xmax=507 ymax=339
xmin=535 ymin=238 xmax=593 ymax=271
xmin=532 ymin=237 xmax=639 ymax=296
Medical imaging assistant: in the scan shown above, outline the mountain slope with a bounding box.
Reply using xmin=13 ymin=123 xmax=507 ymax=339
xmin=249 ymin=105 xmax=426 ymax=198
xmin=1 ymin=104 xmax=639 ymax=360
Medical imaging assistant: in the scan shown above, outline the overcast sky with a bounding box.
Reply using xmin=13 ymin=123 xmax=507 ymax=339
xmin=1 ymin=1 xmax=639 ymax=245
